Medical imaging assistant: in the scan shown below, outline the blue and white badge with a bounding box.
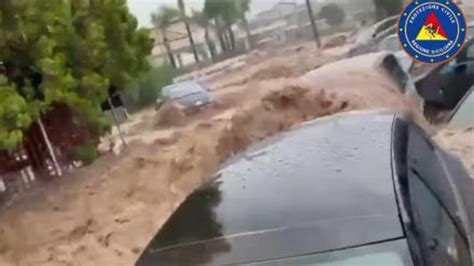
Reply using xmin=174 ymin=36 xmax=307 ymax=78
xmin=398 ymin=0 xmax=467 ymax=63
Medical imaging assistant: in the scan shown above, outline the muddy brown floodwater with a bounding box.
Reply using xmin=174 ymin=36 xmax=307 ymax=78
xmin=435 ymin=127 xmax=474 ymax=178
xmin=0 ymin=42 xmax=467 ymax=266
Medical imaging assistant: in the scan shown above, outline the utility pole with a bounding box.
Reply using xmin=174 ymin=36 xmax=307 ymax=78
xmin=37 ymin=116 xmax=62 ymax=177
xmin=107 ymin=97 xmax=127 ymax=150
xmin=305 ymin=0 xmax=321 ymax=48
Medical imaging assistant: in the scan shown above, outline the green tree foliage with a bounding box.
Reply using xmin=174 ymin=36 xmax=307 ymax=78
xmin=235 ymin=0 xmax=253 ymax=49
xmin=204 ymin=0 xmax=251 ymax=52
xmin=373 ymin=0 xmax=403 ymax=20
xmin=320 ymin=4 xmax=346 ymax=26
xmin=124 ymin=65 xmax=173 ymax=109
xmin=0 ymin=77 xmax=33 ymax=152
xmin=74 ymin=142 xmax=98 ymax=165
xmin=0 ymin=0 xmax=152 ymax=151
xmin=203 ymin=0 xmax=228 ymax=52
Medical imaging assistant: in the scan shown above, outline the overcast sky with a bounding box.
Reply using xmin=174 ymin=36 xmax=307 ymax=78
xmin=127 ymin=0 xmax=305 ymax=27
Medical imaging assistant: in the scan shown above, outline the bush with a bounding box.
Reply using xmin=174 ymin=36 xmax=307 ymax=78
xmin=124 ymin=64 xmax=173 ymax=109
xmin=320 ymin=4 xmax=346 ymax=26
xmin=74 ymin=143 xmax=98 ymax=165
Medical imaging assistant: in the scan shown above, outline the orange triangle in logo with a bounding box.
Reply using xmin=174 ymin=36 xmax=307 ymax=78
xmin=416 ymin=11 xmax=448 ymax=41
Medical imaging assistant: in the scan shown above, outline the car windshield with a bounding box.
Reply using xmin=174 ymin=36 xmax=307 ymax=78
xmin=356 ymin=16 xmax=397 ymax=44
xmin=252 ymin=239 xmax=412 ymax=266
xmin=163 ymin=82 xmax=204 ymax=99
xmin=449 ymin=88 xmax=474 ymax=127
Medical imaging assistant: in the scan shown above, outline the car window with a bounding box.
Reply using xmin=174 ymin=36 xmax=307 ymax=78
xmin=449 ymin=88 xmax=474 ymax=127
xmin=406 ymin=128 xmax=472 ymax=265
xmin=408 ymin=175 xmax=471 ymax=265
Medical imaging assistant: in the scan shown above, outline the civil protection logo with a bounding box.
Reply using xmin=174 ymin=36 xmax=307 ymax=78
xmin=398 ymin=0 xmax=467 ymax=63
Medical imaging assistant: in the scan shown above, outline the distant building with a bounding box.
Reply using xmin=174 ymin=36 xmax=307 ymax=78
xmin=253 ymin=1 xmax=299 ymax=28
xmin=249 ymin=1 xmax=331 ymax=48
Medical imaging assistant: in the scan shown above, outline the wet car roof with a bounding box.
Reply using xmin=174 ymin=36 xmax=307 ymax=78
xmin=137 ymin=112 xmax=404 ymax=265
xmin=162 ymin=81 xmax=205 ymax=98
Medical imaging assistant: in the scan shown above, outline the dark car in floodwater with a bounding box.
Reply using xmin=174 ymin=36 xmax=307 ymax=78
xmin=136 ymin=111 xmax=474 ymax=266
xmin=415 ymin=38 xmax=474 ymax=113
xmin=157 ymin=81 xmax=216 ymax=113
xmin=349 ymin=16 xmax=398 ymax=57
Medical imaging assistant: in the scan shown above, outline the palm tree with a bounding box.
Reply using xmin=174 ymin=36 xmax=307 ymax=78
xmin=204 ymin=0 xmax=229 ymax=53
xmin=151 ymin=6 xmax=180 ymax=68
xmin=192 ymin=10 xmax=216 ymax=59
xmin=224 ymin=18 xmax=236 ymax=51
xmin=203 ymin=0 xmax=252 ymax=54
xmin=236 ymin=0 xmax=253 ymax=50
xmin=220 ymin=1 xmax=239 ymax=51
xmin=305 ymin=0 xmax=321 ymax=48
xmin=177 ymin=0 xmax=199 ymax=63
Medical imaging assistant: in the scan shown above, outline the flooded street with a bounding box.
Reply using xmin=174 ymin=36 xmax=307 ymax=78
xmin=1 ymin=0 xmax=473 ymax=264
xmin=0 ymin=42 xmax=470 ymax=266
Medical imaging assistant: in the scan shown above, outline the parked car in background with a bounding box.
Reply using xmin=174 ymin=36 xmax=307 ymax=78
xmin=380 ymin=52 xmax=423 ymax=110
xmin=156 ymin=81 xmax=216 ymax=113
xmin=136 ymin=111 xmax=474 ymax=266
xmin=448 ymin=87 xmax=474 ymax=127
xmin=349 ymin=16 xmax=398 ymax=57
xmin=415 ymin=38 xmax=474 ymax=114
xmin=378 ymin=34 xmax=417 ymax=77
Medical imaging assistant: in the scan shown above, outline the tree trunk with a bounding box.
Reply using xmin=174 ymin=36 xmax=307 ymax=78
xmin=226 ymin=23 xmax=236 ymax=51
xmin=204 ymin=27 xmax=216 ymax=59
xmin=184 ymin=21 xmax=199 ymax=63
xmin=223 ymin=31 xmax=231 ymax=52
xmin=37 ymin=116 xmax=62 ymax=177
xmin=178 ymin=0 xmax=199 ymax=63
xmin=161 ymin=29 xmax=177 ymax=69
xmin=305 ymin=0 xmax=321 ymax=48
xmin=215 ymin=17 xmax=227 ymax=53
xmin=241 ymin=16 xmax=253 ymax=50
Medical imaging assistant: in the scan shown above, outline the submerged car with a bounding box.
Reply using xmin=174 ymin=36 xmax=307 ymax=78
xmin=415 ymin=38 xmax=474 ymax=113
xmin=136 ymin=111 xmax=473 ymax=265
xmin=349 ymin=16 xmax=398 ymax=57
xmin=157 ymin=81 xmax=216 ymax=113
